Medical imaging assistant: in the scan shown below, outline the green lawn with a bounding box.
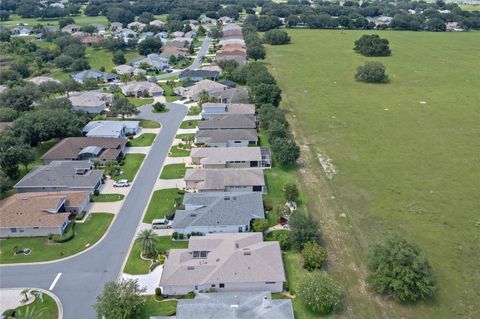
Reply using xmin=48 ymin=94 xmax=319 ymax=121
xmin=13 ymin=290 xmax=59 ymax=319
xmin=138 ymin=119 xmax=161 ymax=128
xmin=266 ymin=29 xmax=480 ymax=319
xmin=159 ymin=164 xmax=186 ymax=180
xmin=127 ymin=133 xmax=156 ymax=147
xmin=179 ymin=120 xmax=199 ymax=129
xmin=159 ymin=83 xmax=180 ymax=102
xmin=86 ymin=47 xmax=114 ymax=71
xmin=138 ymin=298 xmax=177 ymax=318
xmin=143 ymin=189 xmax=184 ymax=224
xmin=169 ymin=145 xmax=190 ymax=157
xmin=124 ymin=236 xmax=188 ymax=275
xmin=114 ymin=154 xmax=145 ymax=182
xmin=187 ymin=106 xmax=201 ymax=116
xmin=0 ymin=213 xmax=113 ymax=264
xmin=2 ymin=14 xmax=108 ymax=27
xmin=128 ymin=97 xmax=154 ymax=107
xmin=90 ymin=194 xmax=124 ymax=202
xmin=175 ymin=133 xmax=195 ymax=140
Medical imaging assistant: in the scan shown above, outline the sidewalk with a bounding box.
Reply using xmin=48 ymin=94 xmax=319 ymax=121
xmin=154 ymin=179 xmax=185 ymax=190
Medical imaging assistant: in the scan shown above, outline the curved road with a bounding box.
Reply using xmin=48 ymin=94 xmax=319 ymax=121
xmin=0 ymin=103 xmax=187 ymax=318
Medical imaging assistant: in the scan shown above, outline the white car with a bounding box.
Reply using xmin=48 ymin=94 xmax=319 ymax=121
xmin=113 ymin=179 xmax=129 ymax=187
xmin=152 ymin=218 xmax=172 ymax=229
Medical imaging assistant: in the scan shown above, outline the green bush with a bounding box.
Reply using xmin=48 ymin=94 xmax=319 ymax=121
xmin=252 ymin=219 xmax=269 ymax=232
xmin=2 ymin=309 xmax=15 ymax=317
xmin=158 ymin=255 xmax=165 ymax=264
xmin=75 ymin=211 xmax=86 ymax=221
xmin=52 ymin=222 xmax=75 ymax=243
xmin=297 ymin=271 xmax=342 ymax=314
xmin=150 ymin=260 xmax=160 ymax=272
xmin=263 ymin=198 xmax=273 ymax=211
xmin=155 ymin=287 xmax=163 ymax=297
xmin=301 ymin=242 xmax=327 ymax=271
xmin=172 ymin=232 xmax=178 ymax=240
xmin=178 ymin=233 xmax=184 ymax=240
xmin=184 ymin=291 xmax=195 ymax=299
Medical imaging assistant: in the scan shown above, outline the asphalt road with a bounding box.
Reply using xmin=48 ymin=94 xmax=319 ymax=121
xmin=155 ymin=36 xmax=211 ymax=80
xmin=0 ymin=103 xmax=187 ymax=318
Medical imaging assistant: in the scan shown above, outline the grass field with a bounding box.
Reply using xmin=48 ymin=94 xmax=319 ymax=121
xmin=143 ymin=189 xmax=184 ymax=224
xmin=13 ymin=290 xmax=59 ymax=319
xmin=114 ymin=154 xmax=145 ymax=182
xmin=2 ymin=14 xmax=108 ymax=27
xmin=265 ymin=29 xmax=480 ymax=319
xmin=0 ymin=213 xmax=113 ymax=264
xmin=138 ymin=298 xmax=177 ymax=318
xmin=159 ymin=164 xmax=186 ymax=180
xmin=127 ymin=133 xmax=156 ymax=147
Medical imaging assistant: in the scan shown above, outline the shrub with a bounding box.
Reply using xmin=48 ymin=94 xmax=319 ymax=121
xmin=353 ymin=34 xmax=391 ymax=57
xmin=284 ymin=183 xmax=299 ymax=202
xmin=52 ymin=222 xmax=75 ymax=243
xmin=301 ymin=242 xmax=327 ymax=271
xmin=94 ymin=189 xmax=100 ymax=196
xmin=158 ymin=255 xmax=165 ymax=264
xmin=152 ymin=102 xmax=166 ymax=112
xmin=252 ymin=219 xmax=269 ymax=232
xmin=75 ymin=211 xmax=86 ymax=221
xmin=155 ymin=287 xmax=162 ymax=297
xmin=178 ymin=233 xmax=184 ymax=240
xmin=264 ymin=29 xmax=291 ymax=45
xmin=289 ymin=213 xmax=320 ymax=249
xmin=48 ymin=234 xmax=53 ymax=240
xmin=184 ymin=291 xmax=195 ymax=299
xmin=297 ymin=271 xmax=342 ymax=314
xmin=172 ymin=232 xmax=178 ymax=240
xmin=367 ymin=236 xmax=435 ymax=302
xmin=2 ymin=309 xmax=15 ymax=317
xmin=263 ymin=198 xmax=273 ymax=212
xmin=274 ymin=231 xmax=292 ymax=251
xmin=355 ymin=61 xmax=389 ymax=83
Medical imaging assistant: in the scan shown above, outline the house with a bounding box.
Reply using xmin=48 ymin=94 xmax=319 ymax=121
xmin=121 ymin=81 xmax=164 ymax=97
xmin=159 ymin=291 xmax=294 ymax=319
xmin=0 ymin=122 xmax=13 ymax=133
xmin=68 ymin=91 xmax=114 ymax=114
xmin=41 ymin=137 xmax=127 ymax=164
xmin=159 ymin=46 xmax=189 ymax=59
xmin=201 ymin=103 xmax=255 ymax=119
xmin=127 ymin=21 xmax=146 ymax=31
xmin=184 ymin=31 xmax=196 ymax=39
xmin=219 ymin=16 xmax=234 ymax=24
xmin=198 ymin=114 xmax=256 ymax=130
xmin=210 ymin=88 xmax=250 ymax=104
xmin=179 ymin=70 xmax=220 ymax=82
xmin=190 ymin=147 xmax=270 ymax=169
xmin=219 ymin=38 xmax=246 ymax=47
xmin=172 ymin=31 xmax=184 ymax=38
xmin=0 ymin=84 xmax=7 ymax=94
xmin=71 ymin=69 xmax=119 ymax=84
xmin=0 ymin=191 xmax=90 ymax=238
xmin=150 ymin=20 xmax=165 ymax=28
xmin=14 ymin=161 xmax=103 ymax=193
xmin=28 ymin=76 xmax=61 ymax=85
xmin=82 ymin=120 xmax=140 ymax=138
xmin=218 ymin=43 xmax=246 ymax=53
xmin=90 ymin=23 xmax=106 ymax=33
xmin=79 ymin=35 xmax=103 ymax=46
xmin=201 ymin=63 xmax=223 ymax=73
xmin=117 ymin=28 xmax=137 ymax=43
xmin=110 ymin=22 xmax=123 ymax=31
xmin=166 ymin=38 xmax=192 ymax=48
xmin=174 ymin=80 xmax=228 ymax=100
xmin=113 ymin=64 xmax=146 ymax=76
xmin=446 ymin=22 xmax=463 ymax=31
xmin=195 ymin=129 xmax=258 ymax=147
xmin=10 ymin=26 xmax=31 ymax=36
xmin=131 ymin=54 xmax=169 ymax=71
xmin=184 ymin=168 xmax=266 ymax=193
xmin=200 ymin=17 xmax=217 ymax=24
xmin=172 ymin=192 xmax=264 ymax=235
xmin=222 ymin=24 xmax=242 ymax=34
xmin=160 ymin=233 xmax=285 ymax=295
xmin=216 ymin=50 xmax=247 ymax=65
xmin=61 ymin=24 xmax=81 ymax=34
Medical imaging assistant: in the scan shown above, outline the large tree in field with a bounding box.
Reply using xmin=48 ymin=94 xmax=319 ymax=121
xmin=95 ymin=279 xmax=146 ymax=319
xmin=355 ymin=61 xmax=389 ymax=83
xmin=367 ymin=236 xmax=435 ymax=302
xmin=264 ymin=29 xmax=291 ymax=45
xmin=138 ymin=37 xmax=162 ymax=56
xmin=353 ymin=34 xmax=391 ymax=56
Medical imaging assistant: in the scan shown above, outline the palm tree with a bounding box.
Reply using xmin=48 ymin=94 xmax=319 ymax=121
xmin=20 ymin=288 xmax=30 ymax=302
xmin=197 ymin=90 xmax=211 ymax=107
xmin=137 ymin=229 xmax=159 ymax=258
xmin=15 ymin=306 xmax=46 ymax=319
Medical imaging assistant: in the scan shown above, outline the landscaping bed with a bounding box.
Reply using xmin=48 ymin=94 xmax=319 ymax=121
xmin=6 ymin=290 xmax=59 ymax=319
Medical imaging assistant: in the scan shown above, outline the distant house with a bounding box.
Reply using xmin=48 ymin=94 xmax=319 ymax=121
xmin=110 ymin=22 xmax=123 ymax=31
xmin=446 ymin=22 xmax=463 ymax=31
xmin=131 ymin=54 xmax=169 ymax=71
xmin=149 ymin=20 xmax=165 ymax=28
xmin=159 ymin=46 xmax=189 ymax=59
xmin=127 ymin=21 xmax=146 ymax=31
xmin=120 ymin=81 xmax=164 ymax=97
xmin=184 ymin=168 xmax=266 ymax=193
xmin=160 ymin=233 xmax=285 ymax=295
xmin=79 ymin=35 xmax=103 ymax=46
xmin=195 ymin=129 xmax=258 ymax=147
xmin=201 ymin=63 xmax=223 ymax=73
xmin=165 ymin=291 xmax=294 ymax=319
xmin=174 ymin=80 xmax=228 ymax=100
xmin=90 ymin=23 xmax=106 ymax=33
xmin=219 ymin=38 xmax=246 ymax=47
xmin=82 ymin=120 xmax=140 ymax=138
xmin=172 ymin=192 xmax=264 ymax=235
xmin=62 ymin=24 xmax=81 ymax=34
xmin=198 ymin=114 xmax=256 ymax=130
xmin=179 ymin=70 xmax=220 ymax=82
xmin=14 ymin=161 xmax=103 ymax=193
xmin=10 ymin=26 xmax=31 ymax=36
xmin=219 ymin=16 xmax=234 ymax=24
xmin=201 ymin=103 xmax=255 ymax=119
xmin=113 ymin=64 xmax=146 ymax=76
xmin=71 ymin=69 xmax=119 ymax=84
xmin=184 ymin=31 xmax=196 ymax=39
xmin=117 ymin=28 xmax=137 ymax=43
xmin=165 ymin=38 xmax=191 ymax=48
xmin=28 ymin=76 xmax=60 ymax=85
xmin=172 ymin=31 xmax=184 ymax=38
xmin=0 ymin=85 xmax=7 ymax=94
xmin=0 ymin=122 xmax=13 ymax=133
xmin=68 ymin=91 xmax=114 ymax=114
xmin=0 ymin=191 xmax=90 ymax=238
xmin=190 ymin=147 xmax=270 ymax=169
xmin=211 ymin=87 xmax=250 ymax=104
xmin=41 ymin=137 xmax=127 ymax=164
xmin=200 ymin=17 xmax=217 ymax=24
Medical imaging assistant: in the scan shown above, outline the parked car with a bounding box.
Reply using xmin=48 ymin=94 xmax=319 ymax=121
xmin=152 ymin=218 xmax=172 ymax=229
xmin=113 ymin=179 xmax=129 ymax=187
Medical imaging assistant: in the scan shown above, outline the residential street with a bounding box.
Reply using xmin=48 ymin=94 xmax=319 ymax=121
xmin=0 ymin=103 xmax=187 ymax=319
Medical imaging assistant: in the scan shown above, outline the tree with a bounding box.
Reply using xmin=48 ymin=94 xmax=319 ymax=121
xmin=38 ymin=81 xmax=64 ymax=98
xmin=353 ymin=34 xmax=391 ymax=56
xmin=10 ymin=62 xmax=31 ymax=78
xmin=284 ymin=183 xmax=299 ymax=202
xmin=271 ymin=138 xmax=300 ymax=167
xmin=20 ymin=288 xmax=30 ymax=301
xmin=252 ymin=219 xmax=269 ymax=232
xmin=70 ymin=58 xmax=90 ymax=71
xmin=138 ymin=37 xmax=162 ymax=56
xmin=54 ymin=54 xmax=74 ymax=70
xmin=355 ymin=61 xmax=389 ymax=83
xmin=138 ymin=12 xmax=154 ymax=24
xmin=105 ymin=7 xmax=135 ymax=25
xmin=59 ymin=17 xmax=75 ymax=29
xmin=109 ymin=96 xmax=138 ymax=119
xmin=289 ymin=213 xmax=320 ymax=249
xmin=297 ymin=271 xmax=342 ymax=314
xmin=0 ymin=169 xmax=13 ymax=193
xmin=251 ymin=83 xmax=281 ymax=106
xmin=0 ymin=84 xmax=41 ymax=112
xmin=113 ymin=50 xmax=126 ymax=65
xmin=152 ymin=102 xmax=166 ymax=112
xmin=104 ymin=161 xmax=121 ymax=177
xmin=81 ymin=25 xmax=97 ymax=35
xmin=137 ymin=229 xmax=159 ymax=258
xmin=264 ymin=29 xmax=291 ymax=45
xmin=246 ymin=44 xmax=265 ymax=61
xmin=0 ymin=10 xmax=10 ymax=21
xmin=0 ymin=31 xmax=11 ymax=42
xmin=267 ymin=120 xmax=288 ymax=143
xmin=0 ymin=107 xmax=18 ymax=121
xmin=0 ymin=69 xmax=23 ymax=86
xmin=426 ymin=18 xmax=446 ymax=32
xmin=83 ymin=78 xmax=98 ymax=90
xmin=94 ymin=279 xmax=146 ymax=319
xmin=301 ymin=242 xmax=327 ymax=271
xmin=271 ymin=231 xmax=291 ymax=250
xmin=367 ymin=236 xmax=435 ymax=302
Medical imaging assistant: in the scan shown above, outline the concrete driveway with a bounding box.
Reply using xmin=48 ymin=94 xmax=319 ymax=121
xmin=154 ymin=179 xmax=185 ymax=190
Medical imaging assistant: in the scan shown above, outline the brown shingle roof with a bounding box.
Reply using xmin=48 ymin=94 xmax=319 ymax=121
xmin=41 ymin=137 xmax=127 ymax=161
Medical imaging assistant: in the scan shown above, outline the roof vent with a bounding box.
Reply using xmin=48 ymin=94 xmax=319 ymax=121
xmin=243 ymin=251 xmax=251 ymax=256
xmin=224 ymin=196 xmax=230 ymax=200
xmin=187 ymin=266 xmax=195 ymax=270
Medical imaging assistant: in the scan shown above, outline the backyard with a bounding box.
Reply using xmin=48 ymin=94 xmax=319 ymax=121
xmin=159 ymin=164 xmax=186 ymax=180
xmin=127 ymin=133 xmax=156 ymax=147
xmin=0 ymin=213 xmax=114 ymax=264
xmin=113 ymin=154 xmax=146 ymax=182
xmin=143 ymin=188 xmax=184 ymax=224
xmin=138 ymin=297 xmax=177 ymax=318
xmin=266 ymin=29 xmax=480 ymax=319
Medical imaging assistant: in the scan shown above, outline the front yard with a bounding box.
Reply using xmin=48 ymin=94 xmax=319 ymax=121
xmin=143 ymin=189 xmax=184 ymax=224
xmin=128 ymin=97 xmax=154 ymax=107
xmin=138 ymin=119 xmax=161 ymax=129
xmin=12 ymin=290 xmax=59 ymax=319
xmin=113 ymin=154 xmax=146 ymax=182
xmin=127 ymin=133 xmax=156 ymax=147
xmin=159 ymin=164 xmax=186 ymax=180
xmin=169 ymin=145 xmax=191 ymax=157
xmin=124 ymin=236 xmax=188 ymax=275
xmin=159 ymin=83 xmax=180 ymax=103
xmin=90 ymin=194 xmax=124 ymax=202
xmin=0 ymin=213 xmax=114 ymax=264
xmin=179 ymin=120 xmax=199 ymax=129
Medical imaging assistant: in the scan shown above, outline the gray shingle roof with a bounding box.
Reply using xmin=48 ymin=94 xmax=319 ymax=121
xmin=172 ymin=192 xmax=264 ymax=229
xmin=184 ymin=168 xmax=265 ymax=191
xmin=179 ymin=70 xmax=220 ymax=79
xmin=195 ymin=129 xmax=258 ymax=144
xmin=190 ymin=147 xmax=262 ymax=165
xmin=198 ymin=115 xmax=256 ymax=130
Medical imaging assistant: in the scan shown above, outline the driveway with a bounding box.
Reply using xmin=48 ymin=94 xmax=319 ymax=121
xmin=0 ymin=102 xmax=187 ymax=319
xmin=124 ymin=147 xmax=151 ymax=154
xmin=154 ymin=179 xmax=185 ymax=190
xmin=122 ymin=265 xmax=163 ymax=295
